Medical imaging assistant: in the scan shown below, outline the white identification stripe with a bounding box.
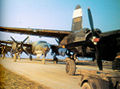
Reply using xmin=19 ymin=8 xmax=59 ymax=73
xmin=73 ymin=8 xmax=82 ymax=18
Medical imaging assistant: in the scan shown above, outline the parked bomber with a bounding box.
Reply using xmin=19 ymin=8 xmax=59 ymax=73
xmin=0 ymin=5 xmax=120 ymax=75
xmin=0 ymin=38 xmax=51 ymax=64
xmin=0 ymin=40 xmax=12 ymax=59
xmin=0 ymin=44 xmax=10 ymax=59
xmin=27 ymin=40 xmax=51 ymax=64
xmin=0 ymin=37 xmax=30 ymax=61
xmin=10 ymin=36 xmax=29 ymax=61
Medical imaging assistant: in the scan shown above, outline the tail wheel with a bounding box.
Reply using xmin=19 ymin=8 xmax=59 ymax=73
xmin=66 ymin=58 xmax=76 ymax=75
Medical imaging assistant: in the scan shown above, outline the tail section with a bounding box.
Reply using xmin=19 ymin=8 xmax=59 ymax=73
xmin=72 ymin=5 xmax=82 ymax=31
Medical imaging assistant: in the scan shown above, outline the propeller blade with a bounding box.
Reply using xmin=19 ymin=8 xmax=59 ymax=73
xmin=23 ymin=36 xmax=29 ymax=43
xmin=55 ymin=38 xmax=60 ymax=44
xmin=95 ymin=46 xmax=103 ymax=70
xmin=23 ymin=49 xmax=28 ymax=55
xmin=88 ymin=8 xmax=94 ymax=34
xmin=97 ymin=60 xmax=103 ymax=70
xmin=10 ymin=36 xmax=17 ymax=43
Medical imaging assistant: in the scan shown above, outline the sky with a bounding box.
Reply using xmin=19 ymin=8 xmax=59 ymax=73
xmin=0 ymin=0 xmax=120 ymax=58
xmin=1 ymin=0 xmax=120 ymax=31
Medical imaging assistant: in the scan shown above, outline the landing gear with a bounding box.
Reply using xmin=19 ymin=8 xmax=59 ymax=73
xmin=18 ymin=54 xmax=20 ymax=60
xmin=81 ymin=82 xmax=92 ymax=89
xmin=65 ymin=58 xmax=76 ymax=75
xmin=1 ymin=46 xmax=6 ymax=59
xmin=81 ymin=78 xmax=103 ymax=89
xmin=2 ymin=53 xmax=5 ymax=59
xmin=53 ymin=55 xmax=58 ymax=64
xmin=42 ymin=55 xmax=46 ymax=64
xmin=14 ymin=53 xmax=17 ymax=62
xmin=29 ymin=55 xmax=32 ymax=61
xmin=42 ymin=58 xmax=45 ymax=64
xmin=95 ymin=46 xmax=103 ymax=70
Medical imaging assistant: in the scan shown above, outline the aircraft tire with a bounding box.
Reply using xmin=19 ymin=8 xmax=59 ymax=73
xmin=81 ymin=82 xmax=92 ymax=89
xmin=66 ymin=59 xmax=76 ymax=75
xmin=81 ymin=79 xmax=103 ymax=89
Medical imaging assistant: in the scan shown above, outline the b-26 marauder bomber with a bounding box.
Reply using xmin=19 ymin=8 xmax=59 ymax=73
xmin=0 ymin=41 xmax=12 ymax=58
xmin=0 ymin=37 xmax=52 ymax=64
xmin=0 ymin=5 xmax=120 ymax=75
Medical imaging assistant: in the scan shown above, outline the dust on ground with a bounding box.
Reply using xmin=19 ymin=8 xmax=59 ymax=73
xmin=0 ymin=64 xmax=49 ymax=89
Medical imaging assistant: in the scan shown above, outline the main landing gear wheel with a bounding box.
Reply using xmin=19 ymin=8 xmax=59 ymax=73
xmin=81 ymin=82 xmax=92 ymax=89
xmin=66 ymin=58 xmax=76 ymax=75
xmin=81 ymin=79 xmax=103 ymax=89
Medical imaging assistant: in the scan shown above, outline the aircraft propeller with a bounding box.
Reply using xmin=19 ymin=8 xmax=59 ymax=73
xmin=87 ymin=8 xmax=102 ymax=70
xmin=10 ymin=36 xmax=29 ymax=55
xmin=22 ymin=36 xmax=29 ymax=43
xmin=10 ymin=36 xmax=18 ymax=43
xmin=88 ymin=8 xmax=95 ymax=35
xmin=87 ymin=8 xmax=101 ymax=42
xmin=55 ymin=38 xmax=60 ymax=45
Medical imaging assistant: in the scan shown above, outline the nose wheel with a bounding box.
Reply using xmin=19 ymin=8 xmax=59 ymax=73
xmin=65 ymin=58 xmax=76 ymax=75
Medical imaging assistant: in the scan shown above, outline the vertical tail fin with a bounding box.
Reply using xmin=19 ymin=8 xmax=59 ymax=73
xmin=72 ymin=5 xmax=82 ymax=31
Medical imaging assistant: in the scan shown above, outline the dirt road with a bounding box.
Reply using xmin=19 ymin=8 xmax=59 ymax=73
xmin=0 ymin=58 xmax=81 ymax=89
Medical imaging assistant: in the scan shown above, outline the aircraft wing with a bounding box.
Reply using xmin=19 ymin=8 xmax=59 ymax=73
xmin=0 ymin=40 xmax=13 ymax=45
xmin=0 ymin=41 xmax=12 ymax=53
xmin=0 ymin=27 xmax=71 ymax=39
xmin=0 ymin=44 xmax=12 ymax=51
xmin=100 ymin=29 xmax=120 ymax=50
xmin=0 ymin=40 xmax=32 ymax=47
xmin=100 ymin=29 xmax=120 ymax=38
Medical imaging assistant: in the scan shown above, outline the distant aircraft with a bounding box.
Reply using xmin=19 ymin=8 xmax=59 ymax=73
xmin=0 ymin=5 xmax=120 ymax=75
xmin=0 ymin=38 xmax=51 ymax=64
xmin=26 ymin=40 xmax=51 ymax=64
xmin=0 ymin=41 xmax=11 ymax=59
xmin=10 ymin=36 xmax=29 ymax=61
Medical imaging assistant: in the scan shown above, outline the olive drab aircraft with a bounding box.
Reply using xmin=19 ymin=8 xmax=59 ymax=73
xmin=0 ymin=5 xmax=120 ymax=75
xmin=10 ymin=36 xmax=29 ymax=61
xmin=0 ymin=37 xmax=30 ymax=61
xmin=0 ymin=38 xmax=51 ymax=64
xmin=0 ymin=41 xmax=11 ymax=59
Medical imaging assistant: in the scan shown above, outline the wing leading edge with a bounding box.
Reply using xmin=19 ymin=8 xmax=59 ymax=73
xmin=0 ymin=27 xmax=71 ymax=39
